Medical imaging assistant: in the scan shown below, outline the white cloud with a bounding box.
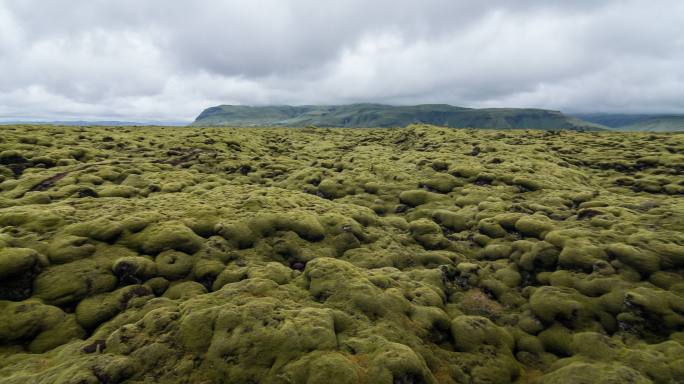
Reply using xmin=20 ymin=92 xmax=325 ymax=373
xmin=0 ymin=0 xmax=682 ymax=121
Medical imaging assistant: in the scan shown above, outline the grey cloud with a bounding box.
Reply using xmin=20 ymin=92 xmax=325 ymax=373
xmin=0 ymin=0 xmax=682 ymax=121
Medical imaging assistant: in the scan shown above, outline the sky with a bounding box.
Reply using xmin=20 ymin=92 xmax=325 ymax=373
xmin=1 ymin=0 xmax=683 ymax=122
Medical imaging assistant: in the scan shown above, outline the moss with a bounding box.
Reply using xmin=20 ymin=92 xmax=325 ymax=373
xmin=512 ymin=176 xmax=544 ymax=191
xmin=163 ymin=281 xmax=207 ymax=299
xmin=75 ymin=285 xmax=153 ymax=329
xmin=366 ymin=341 xmax=436 ymax=384
xmin=28 ymin=314 xmax=86 ymax=353
xmin=399 ymin=189 xmax=440 ymax=207
xmin=481 ymin=243 xmax=513 ymax=260
xmin=301 ymin=352 xmax=360 ymax=384
xmin=540 ymin=362 xmax=651 ymax=384
xmin=558 ymin=239 xmax=608 ymax=271
xmin=431 ymin=209 xmax=469 ymax=232
xmin=112 ymin=256 xmax=157 ymax=283
xmin=514 ymin=215 xmax=554 ymax=239
xmin=317 ymin=178 xmax=346 ymax=199
xmin=47 ymin=235 xmax=96 ymax=264
xmin=450 ymin=315 xmax=513 ymax=352
xmin=606 ymin=243 xmax=660 ymax=275
xmin=478 ymin=218 xmax=507 ymax=238
xmin=99 ymin=185 xmax=139 ymax=198
xmin=143 ymin=276 xmax=170 ymax=296
xmin=517 ymin=241 xmax=559 ymax=271
xmin=33 ymin=259 xmax=118 ymax=305
xmin=1 ymin=125 xmax=683 ymax=383
xmin=0 ymin=247 xmax=42 ymax=279
xmin=421 ymin=173 xmax=460 ymax=193
xmin=276 ymin=213 xmax=326 ymax=242
xmin=409 ymin=218 xmax=449 ymax=250
xmin=215 ymin=221 xmax=256 ymax=249
xmin=128 ymin=221 xmax=204 ymax=255
xmin=538 ymin=323 xmax=574 ymax=356
xmin=155 ymin=250 xmax=194 ymax=280
xmin=529 ymin=286 xmax=585 ymax=324
xmin=63 ymin=218 xmax=124 ymax=242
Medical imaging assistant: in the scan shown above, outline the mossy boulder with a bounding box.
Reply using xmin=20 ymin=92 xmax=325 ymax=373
xmin=215 ymin=221 xmax=256 ymax=249
xmin=529 ymin=286 xmax=586 ymax=324
xmin=399 ymin=189 xmax=440 ymax=207
xmin=606 ymin=243 xmax=660 ymax=276
xmin=558 ymin=239 xmax=608 ymax=271
xmin=75 ymin=285 xmax=153 ymax=329
xmin=409 ymin=219 xmax=449 ymax=250
xmin=431 ymin=209 xmax=469 ymax=232
xmin=0 ymin=247 xmax=43 ymax=279
xmin=540 ymin=362 xmax=651 ymax=384
xmin=514 ymin=215 xmax=554 ymax=239
xmin=421 ymin=173 xmax=460 ymax=193
xmin=63 ymin=218 xmax=124 ymax=242
xmin=112 ymin=256 xmax=158 ymax=283
xmin=450 ymin=315 xmax=514 ymax=352
xmin=481 ymin=243 xmax=513 ymax=260
xmin=155 ymin=250 xmax=194 ymax=280
xmin=128 ymin=221 xmax=204 ymax=255
xmin=33 ymin=259 xmax=118 ymax=305
xmin=0 ymin=300 xmax=85 ymax=353
xmin=47 ymin=235 xmax=96 ymax=264
xmin=478 ymin=218 xmax=507 ymax=238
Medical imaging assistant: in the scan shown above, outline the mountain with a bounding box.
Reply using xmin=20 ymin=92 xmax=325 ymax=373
xmin=572 ymin=113 xmax=684 ymax=132
xmin=0 ymin=120 xmax=188 ymax=126
xmin=192 ymin=104 xmax=606 ymax=130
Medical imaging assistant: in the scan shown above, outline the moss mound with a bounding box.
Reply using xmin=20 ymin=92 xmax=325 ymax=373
xmin=0 ymin=124 xmax=682 ymax=383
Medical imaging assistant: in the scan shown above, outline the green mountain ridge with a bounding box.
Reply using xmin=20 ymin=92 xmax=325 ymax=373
xmin=572 ymin=113 xmax=684 ymax=132
xmin=192 ymin=104 xmax=606 ymax=130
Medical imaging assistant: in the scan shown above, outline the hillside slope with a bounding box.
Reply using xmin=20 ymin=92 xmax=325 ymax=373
xmin=193 ymin=104 xmax=606 ymax=130
xmin=572 ymin=113 xmax=684 ymax=132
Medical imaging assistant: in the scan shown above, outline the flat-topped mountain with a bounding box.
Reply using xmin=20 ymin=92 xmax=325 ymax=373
xmin=572 ymin=113 xmax=684 ymax=132
xmin=192 ymin=103 xmax=606 ymax=130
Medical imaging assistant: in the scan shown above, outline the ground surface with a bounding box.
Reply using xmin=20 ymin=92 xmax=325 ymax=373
xmin=0 ymin=124 xmax=683 ymax=384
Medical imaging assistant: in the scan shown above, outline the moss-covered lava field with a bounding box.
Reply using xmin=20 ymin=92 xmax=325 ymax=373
xmin=0 ymin=124 xmax=683 ymax=383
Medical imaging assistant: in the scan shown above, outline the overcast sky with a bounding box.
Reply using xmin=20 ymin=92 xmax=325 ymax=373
xmin=1 ymin=0 xmax=683 ymax=122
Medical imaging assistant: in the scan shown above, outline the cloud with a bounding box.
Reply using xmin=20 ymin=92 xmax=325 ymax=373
xmin=0 ymin=0 xmax=682 ymax=121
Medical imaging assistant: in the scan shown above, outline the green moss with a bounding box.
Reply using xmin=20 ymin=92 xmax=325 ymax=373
xmin=514 ymin=215 xmax=554 ymax=239
xmin=215 ymin=221 xmax=256 ymax=249
xmin=33 ymin=259 xmax=117 ymax=305
xmin=512 ymin=176 xmax=544 ymax=191
xmin=540 ymin=362 xmax=651 ymax=384
xmin=98 ymin=185 xmax=139 ymax=198
xmin=606 ymin=243 xmax=660 ymax=276
xmin=421 ymin=173 xmax=460 ymax=193
xmin=112 ymin=256 xmax=157 ymax=282
xmin=0 ymin=247 xmax=42 ymax=279
xmin=450 ymin=315 xmax=513 ymax=352
xmin=47 ymin=235 xmax=96 ymax=264
xmin=127 ymin=221 xmax=204 ymax=255
xmin=538 ymin=323 xmax=574 ymax=356
xmin=478 ymin=218 xmax=507 ymax=238
xmin=558 ymin=239 xmax=608 ymax=271
xmin=431 ymin=209 xmax=469 ymax=232
xmin=399 ymin=189 xmax=440 ymax=207
xmin=163 ymin=281 xmax=207 ymax=299
xmin=1 ymin=125 xmax=683 ymax=383
xmin=409 ymin=218 xmax=449 ymax=250
xmin=481 ymin=243 xmax=513 ymax=260
xmin=75 ymin=285 xmax=153 ymax=329
xmin=155 ymin=250 xmax=194 ymax=280
xmin=276 ymin=213 xmax=326 ymax=242
xmin=63 ymin=218 xmax=124 ymax=242
xmin=529 ymin=286 xmax=585 ymax=324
